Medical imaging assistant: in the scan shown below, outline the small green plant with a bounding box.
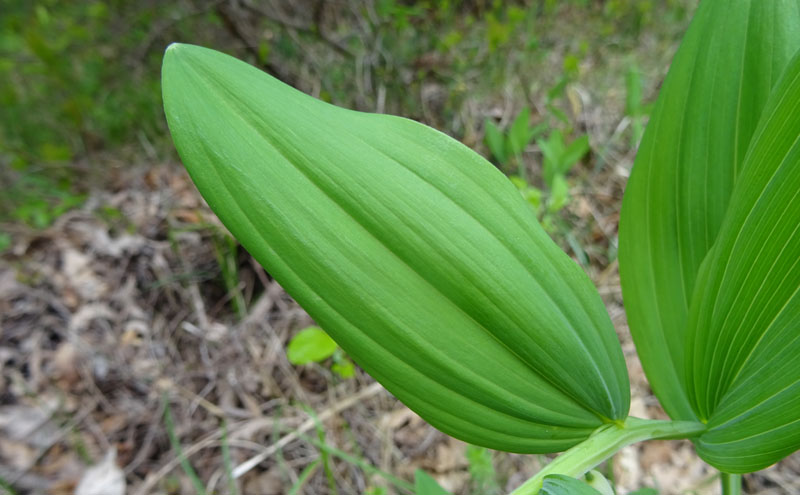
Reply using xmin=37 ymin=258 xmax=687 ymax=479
xmin=484 ymin=107 xmax=548 ymax=180
xmin=485 ymin=112 xmax=589 ymax=232
xmin=465 ymin=445 xmax=501 ymax=495
xmin=287 ymin=326 xmax=355 ymax=379
xmin=537 ymin=129 xmax=590 ymax=227
xmin=484 ymin=66 xmax=589 ymax=234
xmin=162 ymin=1 xmax=800 ymax=492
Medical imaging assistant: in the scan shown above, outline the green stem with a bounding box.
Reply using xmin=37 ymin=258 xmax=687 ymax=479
xmin=509 ymin=417 xmax=706 ymax=495
xmin=721 ymin=473 xmax=742 ymax=495
xmin=515 ymin=152 xmax=528 ymax=182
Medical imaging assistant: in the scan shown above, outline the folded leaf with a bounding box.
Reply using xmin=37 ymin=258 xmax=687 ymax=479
xmin=162 ymin=43 xmax=629 ymax=453
xmin=687 ymin=49 xmax=800 ymax=472
xmin=619 ymin=0 xmax=800 ymax=420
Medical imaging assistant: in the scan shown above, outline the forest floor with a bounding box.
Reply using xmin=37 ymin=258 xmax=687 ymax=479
xmin=2 ymin=160 xmax=799 ymax=495
xmin=2 ymin=2 xmax=800 ymax=494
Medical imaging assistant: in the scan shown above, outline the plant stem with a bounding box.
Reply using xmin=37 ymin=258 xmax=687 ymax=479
xmin=721 ymin=472 xmax=742 ymax=495
xmin=515 ymin=152 xmax=528 ymax=182
xmin=509 ymin=417 xmax=706 ymax=495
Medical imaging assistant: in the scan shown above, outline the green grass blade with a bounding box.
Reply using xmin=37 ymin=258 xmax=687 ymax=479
xmin=303 ymin=406 xmax=338 ymax=495
xmin=288 ymin=460 xmax=321 ymax=495
xmin=295 ymin=432 xmax=414 ymax=494
xmin=163 ymin=397 xmax=208 ymax=495
xmin=0 ymin=475 xmax=18 ymax=495
xmin=220 ymin=420 xmax=240 ymax=495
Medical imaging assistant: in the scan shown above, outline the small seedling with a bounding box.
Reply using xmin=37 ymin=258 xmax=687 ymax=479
xmin=484 ymin=105 xmax=588 ymax=233
xmin=287 ymin=326 xmax=355 ymax=379
xmin=484 ymin=107 xmax=548 ymax=181
xmin=537 ymin=129 xmax=590 ymax=216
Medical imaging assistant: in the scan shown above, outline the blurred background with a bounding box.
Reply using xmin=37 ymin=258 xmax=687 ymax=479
xmin=2 ymin=1 xmax=798 ymax=494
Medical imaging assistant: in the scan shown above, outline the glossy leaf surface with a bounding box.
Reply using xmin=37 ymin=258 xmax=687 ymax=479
xmin=619 ymin=0 xmax=800 ymax=420
xmin=162 ymin=44 xmax=629 ymax=453
xmin=688 ymin=50 xmax=800 ymax=472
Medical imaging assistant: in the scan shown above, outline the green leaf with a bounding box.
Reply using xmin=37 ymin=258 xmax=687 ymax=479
xmin=484 ymin=119 xmax=507 ymax=164
xmin=584 ymin=470 xmax=614 ymax=495
xmin=510 ymin=175 xmax=543 ymax=210
xmin=507 ymin=107 xmax=532 ymax=157
xmin=530 ymin=122 xmax=550 ymax=142
xmin=560 ymin=135 xmax=590 ymax=175
xmin=331 ymin=357 xmax=355 ymax=379
xmin=547 ymin=77 xmax=568 ymax=102
xmin=686 ymin=49 xmax=800 ymax=473
xmin=414 ymin=470 xmax=450 ymax=495
xmin=548 ymin=174 xmax=570 ymax=214
xmin=286 ymin=326 xmax=338 ymax=365
xmin=163 ymin=43 xmax=629 ymax=453
xmin=539 ymin=474 xmax=603 ymax=495
xmin=618 ymin=0 xmax=800 ymax=421
xmin=288 ymin=460 xmax=320 ymax=495
xmin=538 ymin=130 xmax=565 ymax=188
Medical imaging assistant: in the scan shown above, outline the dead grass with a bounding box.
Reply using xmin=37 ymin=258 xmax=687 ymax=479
xmin=1 ymin=158 xmax=797 ymax=494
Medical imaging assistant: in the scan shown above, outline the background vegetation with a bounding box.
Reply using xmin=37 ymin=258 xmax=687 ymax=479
xmin=1 ymin=0 xmax=689 ymax=236
xmin=7 ymin=1 xmax=795 ymax=494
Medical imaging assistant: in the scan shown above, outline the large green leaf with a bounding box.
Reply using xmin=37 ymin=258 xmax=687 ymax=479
xmin=619 ymin=0 xmax=800 ymax=420
xmin=162 ymin=44 xmax=629 ymax=453
xmin=687 ymin=49 xmax=800 ymax=473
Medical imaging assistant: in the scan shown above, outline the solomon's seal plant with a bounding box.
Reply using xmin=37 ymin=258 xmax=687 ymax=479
xmin=161 ymin=0 xmax=800 ymax=492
